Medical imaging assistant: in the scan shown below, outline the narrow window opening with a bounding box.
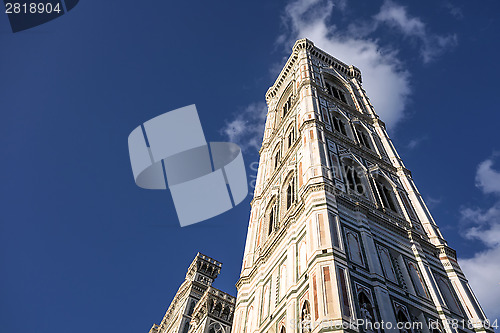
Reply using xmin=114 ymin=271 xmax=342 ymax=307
xmin=383 ymin=186 xmax=397 ymax=211
xmin=274 ymin=150 xmax=280 ymax=170
xmin=333 ymin=116 xmax=341 ymax=132
xmin=268 ymin=207 xmax=275 ymax=235
xmin=287 ymin=129 xmax=294 ymax=149
xmin=286 ymin=179 xmax=295 ymax=209
xmin=344 ymin=165 xmax=364 ymax=195
xmin=326 ymin=82 xmax=348 ymax=105
xmin=357 ymin=129 xmax=371 ymax=149
xmin=340 ymin=92 xmax=347 ymax=104
xmin=339 ymin=120 xmax=347 ymax=136
xmin=377 ymin=182 xmax=397 ymax=212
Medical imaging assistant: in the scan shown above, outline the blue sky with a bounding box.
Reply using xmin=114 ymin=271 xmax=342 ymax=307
xmin=1 ymin=0 xmax=499 ymax=332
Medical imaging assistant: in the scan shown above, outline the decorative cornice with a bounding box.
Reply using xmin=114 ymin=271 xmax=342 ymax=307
xmin=266 ymin=39 xmax=362 ymax=101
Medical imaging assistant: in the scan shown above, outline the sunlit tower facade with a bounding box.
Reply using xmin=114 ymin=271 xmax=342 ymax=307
xmin=232 ymin=39 xmax=491 ymax=333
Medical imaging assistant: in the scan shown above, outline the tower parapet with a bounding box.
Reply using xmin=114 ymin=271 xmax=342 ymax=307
xmin=186 ymin=252 xmax=222 ymax=285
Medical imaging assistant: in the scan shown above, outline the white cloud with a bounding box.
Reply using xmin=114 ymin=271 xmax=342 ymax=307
xmin=406 ymin=135 xmax=428 ymax=150
xmin=374 ymin=1 xmax=457 ymax=63
xmin=222 ymin=0 xmax=456 ymax=151
xmin=475 ymin=157 xmax=500 ymax=195
xmin=424 ymin=195 xmax=442 ymax=210
xmin=374 ymin=1 xmax=426 ymax=36
xmin=279 ymin=0 xmax=411 ymax=129
xmin=459 ymin=156 xmax=500 ymax=321
xmin=459 ymin=246 xmax=500 ymax=321
xmin=220 ymin=102 xmax=267 ymax=152
xmin=461 ymin=203 xmax=500 ymax=249
xmin=443 ymin=2 xmax=464 ymax=20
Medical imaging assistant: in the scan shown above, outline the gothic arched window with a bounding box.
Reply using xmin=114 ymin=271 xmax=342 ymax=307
xmin=332 ymin=114 xmax=348 ymax=136
xmin=286 ymin=126 xmax=295 ymax=150
xmin=344 ymin=165 xmax=365 ymax=195
xmin=187 ymin=299 xmax=196 ymax=316
xmin=278 ymin=84 xmax=293 ymax=123
xmin=375 ymin=179 xmax=398 ymax=212
xmin=282 ymin=94 xmax=292 ymax=118
xmin=246 ymin=306 xmax=254 ymax=333
xmin=377 ymin=246 xmax=397 ymax=283
xmin=408 ymin=262 xmax=428 ymax=298
xmin=301 ymin=300 xmax=311 ymax=333
xmin=209 ymin=322 xmax=224 ymax=333
xmin=437 ymin=277 xmax=461 ymax=314
xmin=346 ymin=232 xmax=364 ymax=266
xmin=266 ymin=198 xmax=278 ymax=236
xmin=221 ymin=306 xmax=230 ymax=321
xmin=213 ymin=302 xmax=222 ymax=316
xmin=274 ymin=149 xmax=281 ymax=170
xmin=396 ymin=309 xmax=412 ymax=333
xmin=358 ymin=292 xmax=375 ymax=331
xmin=355 ymin=126 xmax=372 ymax=150
xmin=262 ymin=284 xmax=270 ymax=319
xmin=341 ymin=158 xmax=366 ymax=197
xmin=326 ymin=81 xmax=348 ymax=104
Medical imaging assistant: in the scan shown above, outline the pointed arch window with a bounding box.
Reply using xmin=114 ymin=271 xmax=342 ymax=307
xmin=437 ymin=277 xmax=462 ymax=315
xmin=346 ymin=232 xmax=364 ymax=266
xmin=262 ymin=284 xmax=270 ymax=319
xmin=356 ymin=126 xmax=372 ymax=150
xmin=187 ymin=299 xmax=196 ymax=316
xmin=274 ymin=149 xmax=281 ymax=170
xmin=246 ymin=306 xmax=254 ymax=333
xmin=357 ymin=292 xmax=375 ymax=330
xmin=332 ymin=115 xmax=348 ymax=136
xmin=266 ymin=199 xmax=278 ymax=236
xmin=221 ymin=307 xmax=230 ymax=321
xmin=408 ymin=262 xmax=428 ymax=298
xmin=337 ymin=267 xmax=352 ymax=317
xmin=301 ymin=301 xmax=311 ymax=333
xmin=344 ymin=165 xmax=365 ymax=195
xmin=282 ymin=94 xmax=293 ymax=117
xmin=287 ymin=127 xmax=295 ymax=150
xmin=326 ymin=82 xmax=348 ymax=104
xmin=212 ymin=302 xmax=222 ymax=316
xmin=400 ymin=191 xmax=418 ymax=221
xmin=378 ymin=246 xmax=397 ymax=283
xmin=396 ymin=310 xmax=412 ymax=333
xmin=376 ymin=181 xmax=397 ymax=212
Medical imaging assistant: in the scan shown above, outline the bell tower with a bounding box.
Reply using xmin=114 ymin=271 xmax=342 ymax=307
xmin=233 ymin=39 xmax=492 ymax=333
xmin=149 ymin=253 xmax=235 ymax=333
